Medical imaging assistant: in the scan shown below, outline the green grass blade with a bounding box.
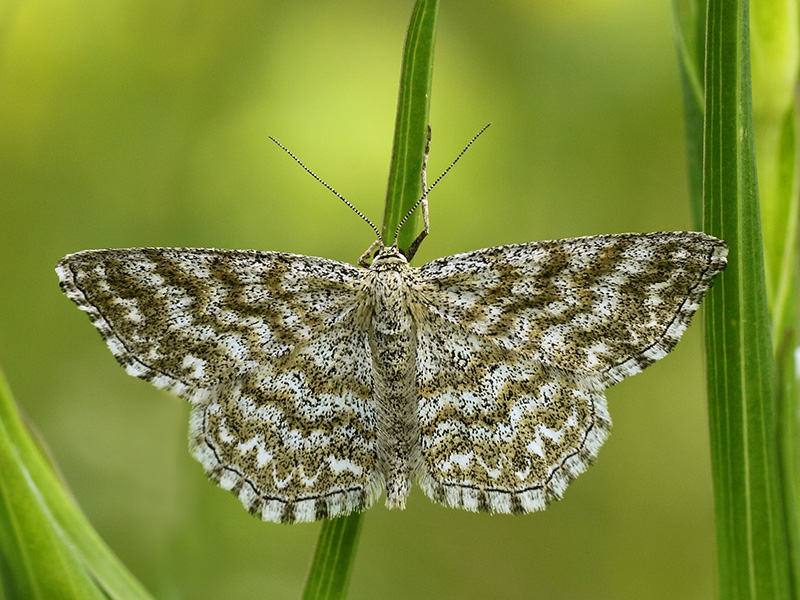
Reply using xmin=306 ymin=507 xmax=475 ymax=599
xmin=751 ymin=0 xmax=799 ymax=344
xmin=0 ymin=390 xmax=103 ymax=600
xmin=0 ymin=369 xmax=153 ymax=600
xmin=381 ymin=0 xmax=439 ymax=250
xmin=301 ymin=515 xmax=364 ymax=600
xmin=672 ymin=0 xmax=707 ymax=227
xmin=703 ymin=0 xmax=796 ymax=597
xmin=302 ymin=2 xmax=438 ymax=598
xmin=751 ymin=0 xmax=800 ymax=591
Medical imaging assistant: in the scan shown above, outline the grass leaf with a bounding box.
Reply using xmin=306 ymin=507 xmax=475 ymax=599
xmin=702 ymin=0 xmax=796 ymax=597
xmin=381 ymin=0 xmax=439 ymax=251
xmin=301 ymin=515 xmax=364 ymax=600
xmin=750 ymin=0 xmax=800 ymax=591
xmin=672 ymin=0 xmax=707 ymax=227
xmin=0 ymin=369 xmax=153 ymax=600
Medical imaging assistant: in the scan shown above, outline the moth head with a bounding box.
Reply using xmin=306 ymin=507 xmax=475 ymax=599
xmin=372 ymin=245 xmax=407 ymax=266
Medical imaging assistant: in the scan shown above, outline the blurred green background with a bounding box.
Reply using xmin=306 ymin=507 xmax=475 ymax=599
xmin=0 ymin=1 xmax=715 ymax=598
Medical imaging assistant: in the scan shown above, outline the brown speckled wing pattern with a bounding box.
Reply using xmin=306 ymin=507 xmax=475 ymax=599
xmin=57 ymin=231 xmax=726 ymax=523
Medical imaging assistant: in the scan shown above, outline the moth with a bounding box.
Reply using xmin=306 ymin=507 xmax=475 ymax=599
xmin=57 ymin=132 xmax=727 ymax=523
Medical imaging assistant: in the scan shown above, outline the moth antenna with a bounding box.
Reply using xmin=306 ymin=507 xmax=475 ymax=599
xmin=393 ymin=122 xmax=492 ymax=245
xmin=270 ymin=137 xmax=381 ymax=242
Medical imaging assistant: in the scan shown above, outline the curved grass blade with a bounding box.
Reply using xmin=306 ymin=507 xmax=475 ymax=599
xmin=0 ymin=369 xmax=153 ymax=600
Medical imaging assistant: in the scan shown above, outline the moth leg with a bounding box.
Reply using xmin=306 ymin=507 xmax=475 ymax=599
xmin=405 ymin=126 xmax=431 ymax=262
xmin=359 ymin=239 xmax=381 ymax=267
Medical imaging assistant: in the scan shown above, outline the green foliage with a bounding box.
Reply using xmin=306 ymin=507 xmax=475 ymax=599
xmin=672 ymin=0 xmax=707 ymax=228
xmin=0 ymin=369 xmax=153 ymax=600
xmin=302 ymin=515 xmax=364 ymax=600
xmin=673 ymin=0 xmax=800 ymax=596
xmin=381 ymin=0 xmax=439 ymax=250
xmin=750 ymin=4 xmax=800 ymax=585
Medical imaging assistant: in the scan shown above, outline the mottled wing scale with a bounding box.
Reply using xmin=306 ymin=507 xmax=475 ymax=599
xmin=412 ymin=232 xmax=726 ymax=512
xmin=414 ymin=312 xmax=610 ymax=513
xmin=57 ymin=248 xmax=381 ymax=522
xmin=418 ymin=232 xmax=728 ymax=384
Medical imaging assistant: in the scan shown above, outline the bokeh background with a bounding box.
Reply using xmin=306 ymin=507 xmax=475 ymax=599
xmin=0 ymin=1 xmax=716 ymax=599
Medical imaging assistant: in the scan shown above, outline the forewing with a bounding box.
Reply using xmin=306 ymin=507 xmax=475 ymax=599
xmin=414 ymin=312 xmax=610 ymax=513
xmin=56 ymin=247 xmax=363 ymax=399
xmin=417 ymin=232 xmax=727 ymax=384
xmin=57 ymin=247 xmax=380 ymax=522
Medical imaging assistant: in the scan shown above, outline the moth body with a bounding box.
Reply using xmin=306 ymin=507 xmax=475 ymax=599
xmin=364 ymin=246 xmax=421 ymax=509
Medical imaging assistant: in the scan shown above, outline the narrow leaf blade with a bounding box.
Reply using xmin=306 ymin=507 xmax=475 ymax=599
xmin=703 ymin=0 xmax=795 ymax=597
